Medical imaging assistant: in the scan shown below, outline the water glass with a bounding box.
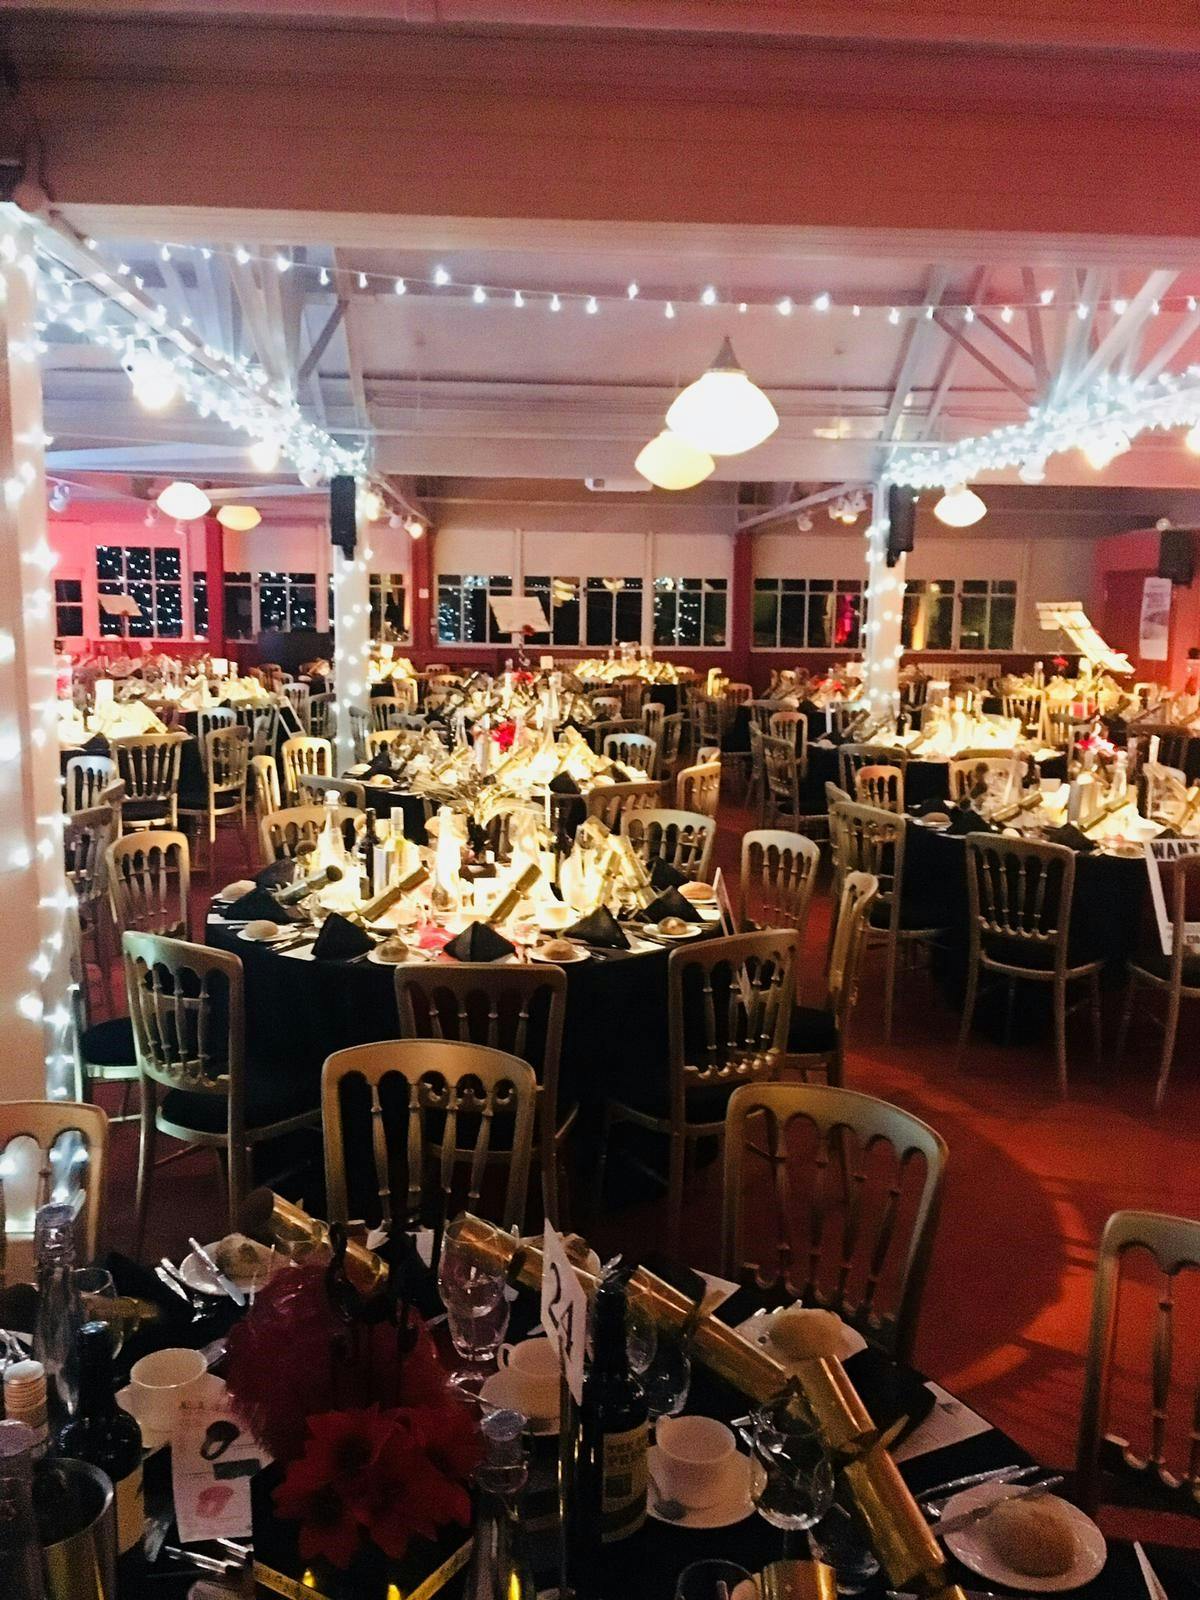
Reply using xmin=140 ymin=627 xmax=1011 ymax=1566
xmin=674 ymin=1560 xmax=752 ymax=1600
xmin=72 ymin=1268 xmax=122 ymax=1359
xmin=438 ymin=1227 xmax=510 ymax=1390
xmin=808 ymin=1501 xmax=880 ymax=1593
xmin=745 ymin=1397 xmax=835 ymax=1552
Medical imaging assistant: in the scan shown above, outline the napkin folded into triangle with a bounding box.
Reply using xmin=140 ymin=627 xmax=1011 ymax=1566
xmin=1042 ymin=823 xmax=1096 ymax=853
xmin=311 ymin=912 xmax=375 ymax=961
xmin=562 ymin=905 xmax=630 ymax=949
xmin=442 ymin=921 xmax=516 ymax=962
xmin=255 ymin=859 xmax=297 ymax=891
xmin=649 ymin=856 xmax=689 ymax=891
xmin=548 ymin=772 xmax=581 ymax=795
xmin=946 ymin=807 xmax=997 ymax=837
xmin=642 ymin=886 xmax=703 ymax=924
xmin=220 ymin=887 xmax=304 ymax=923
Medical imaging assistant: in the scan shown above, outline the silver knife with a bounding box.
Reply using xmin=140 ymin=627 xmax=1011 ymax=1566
xmin=1134 ymin=1541 xmax=1170 ymax=1600
xmin=936 ymin=1474 xmax=1063 ymax=1539
xmin=154 ymin=1264 xmax=192 ymax=1305
xmin=187 ymin=1236 xmax=246 ymax=1306
xmin=916 ymin=1463 xmax=1037 ymax=1505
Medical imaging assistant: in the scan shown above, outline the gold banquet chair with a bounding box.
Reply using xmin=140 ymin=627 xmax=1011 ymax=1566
xmin=280 ymin=735 xmax=333 ymax=804
xmin=321 ymin=1039 xmax=537 ymax=1260
xmin=583 ymin=779 xmax=661 ymax=832
xmin=107 ymin=830 xmax=191 ymax=942
xmin=178 ymin=726 xmax=251 ymax=869
xmin=721 ymin=1082 xmax=946 ymax=1364
xmin=1076 ymin=1209 xmax=1200 ymax=1522
xmin=260 ymin=804 xmax=364 ymax=863
xmin=603 ymin=730 xmax=659 ymax=778
xmin=739 ymin=830 xmax=821 ymax=947
xmin=675 ymin=758 xmax=721 ymax=819
xmin=946 ymin=753 xmax=1022 ymax=809
xmin=110 ymin=732 xmax=187 ymax=832
xmin=624 ymin=807 xmax=717 ymax=883
xmin=852 ymin=763 xmax=905 ymax=815
xmin=778 ymin=869 xmax=878 ymax=1086
xmin=394 ymin=964 xmax=571 ymax=1227
xmin=0 ymin=1100 xmax=110 ymax=1274
xmin=1114 ymin=851 xmax=1200 ymax=1110
xmin=596 ymin=929 xmax=798 ymax=1258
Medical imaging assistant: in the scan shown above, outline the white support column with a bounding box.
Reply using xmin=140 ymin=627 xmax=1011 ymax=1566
xmin=861 ymin=479 xmax=906 ymax=719
xmin=332 ymin=527 xmax=371 ymax=771
xmin=0 ymin=214 xmax=76 ymax=1108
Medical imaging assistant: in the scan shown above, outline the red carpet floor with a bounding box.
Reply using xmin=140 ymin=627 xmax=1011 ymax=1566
xmin=97 ymin=798 xmax=1200 ymax=1487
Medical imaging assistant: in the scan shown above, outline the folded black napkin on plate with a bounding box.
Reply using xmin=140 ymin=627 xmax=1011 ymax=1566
xmin=443 ymin=921 xmax=516 ymax=962
xmin=220 ymin=886 xmax=303 ymax=923
xmin=366 ymin=749 xmax=398 ymax=777
xmin=946 ymin=806 xmax=997 ymax=837
xmin=842 ymin=1346 xmax=935 ymax=1440
xmin=642 ymin=886 xmax=703 ymax=924
xmin=548 ymin=771 xmax=581 ymax=796
xmin=562 ymin=905 xmax=630 ymax=950
xmin=254 ymin=859 xmax=297 ymax=891
xmin=649 ymin=856 xmax=689 ymax=892
xmin=311 ymin=912 xmax=375 ymax=961
xmin=1043 ymin=823 xmax=1097 ymax=853
xmin=82 ymin=733 xmax=109 ymax=754
xmin=910 ymin=796 xmax=953 ymax=819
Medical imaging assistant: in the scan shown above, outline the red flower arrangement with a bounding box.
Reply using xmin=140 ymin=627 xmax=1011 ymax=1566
xmin=225 ymin=1260 xmax=482 ymax=1570
xmin=495 ymin=719 xmax=517 ymax=751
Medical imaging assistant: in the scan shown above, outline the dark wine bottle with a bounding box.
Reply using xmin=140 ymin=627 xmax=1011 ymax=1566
xmin=360 ymin=808 xmax=381 ymax=897
xmin=569 ymin=1264 xmax=647 ymax=1598
xmin=0 ymin=1421 xmax=43 ymax=1600
xmin=56 ymin=1321 xmax=144 ymax=1558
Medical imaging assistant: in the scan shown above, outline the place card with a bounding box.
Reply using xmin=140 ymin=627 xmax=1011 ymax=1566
xmin=540 ymin=1223 xmax=587 ymax=1404
xmin=172 ymin=1375 xmax=266 ymax=1546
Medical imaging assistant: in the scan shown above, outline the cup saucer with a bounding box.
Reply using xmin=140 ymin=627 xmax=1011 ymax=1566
xmin=480 ymin=1368 xmax=559 ymax=1435
xmin=647 ymin=1445 xmax=754 ymax=1529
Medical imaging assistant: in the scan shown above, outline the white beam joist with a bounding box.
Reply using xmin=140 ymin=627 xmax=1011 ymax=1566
xmin=1066 ymin=270 xmax=1177 ymax=399
xmin=880 ymin=266 xmax=950 ymax=441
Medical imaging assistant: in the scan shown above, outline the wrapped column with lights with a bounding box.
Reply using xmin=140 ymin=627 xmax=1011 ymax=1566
xmin=332 ymin=538 xmax=371 ymax=773
xmin=0 ymin=213 xmax=76 ymax=1105
xmin=861 ymin=479 xmax=906 ymax=718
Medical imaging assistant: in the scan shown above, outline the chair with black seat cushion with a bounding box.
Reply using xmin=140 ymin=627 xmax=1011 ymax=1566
xmin=124 ymin=931 xmax=320 ymax=1253
xmin=739 ymin=830 xmax=821 ymax=949
xmin=595 ymin=928 xmax=798 ymax=1257
xmin=394 ymin=964 xmax=570 ymax=1227
xmin=838 ymin=742 xmax=910 ymax=798
xmin=624 ymin=807 xmax=716 ymax=883
xmin=321 ymin=1039 xmax=536 ymax=1263
xmin=107 ymin=831 xmax=190 ymax=943
xmin=1076 ymin=1209 xmax=1200 ymax=1521
xmin=65 ymin=802 xmax=118 ymax=1008
xmin=959 ymin=833 xmax=1104 ymax=1097
xmin=0 ymin=1099 xmax=110 ymax=1274
xmin=65 ymin=896 xmax=137 ymax=1119
xmin=178 ymin=726 xmax=251 ymax=870
xmin=1114 ymin=852 xmax=1200 ymax=1110
xmin=64 ymin=754 xmax=116 ymax=814
xmin=720 ymin=1082 xmax=946 ymax=1364
xmin=830 ymin=801 xmax=942 ymax=1043
xmin=780 ymin=869 xmax=878 ymax=1085
xmin=110 ymin=733 xmax=186 ymax=832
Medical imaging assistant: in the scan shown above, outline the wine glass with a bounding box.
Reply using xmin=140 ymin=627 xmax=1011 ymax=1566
xmin=674 ymin=1561 xmax=752 ymax=1600
xmin=744 ymin=1395 xmax=835 ymax=1557
xmin=437 ymin=1222 xmax=511 ymax=1393
xmin=73 ymin=1267 xmax=123 ymax=1359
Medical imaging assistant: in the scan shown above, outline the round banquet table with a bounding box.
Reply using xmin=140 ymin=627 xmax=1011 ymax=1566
xmin=206 ymin=913 xmax=700 ymax=1134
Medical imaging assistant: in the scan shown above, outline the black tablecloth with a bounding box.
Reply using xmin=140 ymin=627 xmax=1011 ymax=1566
xmin=354 ymin=784 xmax=431 ymax=842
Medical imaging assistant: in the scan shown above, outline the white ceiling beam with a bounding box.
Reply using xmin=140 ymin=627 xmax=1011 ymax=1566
xmin=929 ymin=313 xmax=1031 ymax=401
xmin=880 ymin=265 xmax=951 ymax=440
xmin=923 ymin=266 xmax=987 ymax=437
xmin=1020 ymin=267 xmax=1051 ymax=390
xmin=1066 ymin=269 xmax=1177 ymax=399
xmin=1135 ymin=304 xmax=1200 ymax=385
xmin=333 ymin=251 xmax=371 ymax=434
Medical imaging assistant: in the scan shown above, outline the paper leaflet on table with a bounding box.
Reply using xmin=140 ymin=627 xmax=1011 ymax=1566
xmin=1144 ymin=837 xmax=1200 ymax=956
xmin=172 ymin=1373 xmax=268 ymax=1546
xmin=890 ymin=1381 xmax=991 ymax=1464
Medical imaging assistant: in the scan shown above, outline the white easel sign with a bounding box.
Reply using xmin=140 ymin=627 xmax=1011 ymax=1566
xmin=1144 ymin=837 xmax=1200 ymax=956
xmin=540 ymin=1222 xmax=587 ymax=1404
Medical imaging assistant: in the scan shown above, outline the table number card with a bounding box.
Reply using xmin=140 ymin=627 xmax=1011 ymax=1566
xmin=540 ymin=1222 xmax=587 ymax=1403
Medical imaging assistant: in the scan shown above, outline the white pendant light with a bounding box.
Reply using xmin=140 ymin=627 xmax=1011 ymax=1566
xmin=216 ymin=504 xmax=262 ymax=532
xmin=125 ymin=341 xmax=179 ymax=412
xmin=248 ymin=436 xmax=281 ymax=474
xmin=1185 ymin=422 xmax=1200 ymax=455
xmin=635 ymin=430 xmax=716 ymax=490
xmin=665 ymin=338 xmax=779 ymax=457
xmin=933 ymin=483 xmax=987 ymax=528
xmin=1080 ymin=426 xmax=1131 ymax=471
xmin=155 ymin=481 xmax=211 ymax=521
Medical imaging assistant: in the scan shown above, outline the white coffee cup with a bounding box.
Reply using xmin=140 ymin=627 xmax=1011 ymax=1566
xmin=654 ymin=1415 xmax=737 ymax=1509
xmin=499 ymin=1337 xmax=560 ymax=1412
xmin=127 ymin=1347 xmax=207 ymax=1435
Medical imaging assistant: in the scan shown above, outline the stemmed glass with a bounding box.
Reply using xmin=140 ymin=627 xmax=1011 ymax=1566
xmin=626 ymin=1306 xmax=691 ymax=1418
xmin=742 ymin=1392 xmax=835 ymax=1557
xmin=437 ymin=1220 xmax=511 ymax=1394
xmin=73 ymin=1267 xmax=123 ymax=1359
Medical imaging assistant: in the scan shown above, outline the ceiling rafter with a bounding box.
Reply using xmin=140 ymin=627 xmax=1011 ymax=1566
xmin=1048 ymin=266 xmax=1103 ymax=405
xmin=1137 ymin=303 xmax=1200 ymax=385
xmin=1066 ymin=270 xmax=1177 ymax=399
xmin=332 ymin=250 xmax=371 ymax=434
xmin=880 ymin=265 xmax=951 ymax=441
xmin=930 ymin=312 xmax=1031 ymax=401
xmin=922 ymin=266 xmax=988 ymax=437
xmin=1020 ymin=267 xmax=1051 ymax=389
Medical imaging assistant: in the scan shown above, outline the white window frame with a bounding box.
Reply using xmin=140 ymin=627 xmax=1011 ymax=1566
xmin=750 ymin=576 xmax=865 ymax=652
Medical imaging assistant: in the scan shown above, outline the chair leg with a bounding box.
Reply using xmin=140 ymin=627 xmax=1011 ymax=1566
xmin=1113 ymin=973 xmax=1138 ymax=1069
xmin=1154 ymin=989 xmax=1183 ymax=1112
xmin=226 ymin=1142 xmax=248 ymax=1234
xmin=1088 ymin=971 xmax=1103 ymax=1073
xmin=1052 ymin=976 xmax=1069 ymax=1098
xmin=883 ymin=935 xmax=897 ymax=1043
xmin=956 ymin=957 xmax=980 ymax=1067
xmin=134 ymin=1087 xmax=158 ymax=1259
xmin=592 ymin=1104 xmax=615 ymax=1218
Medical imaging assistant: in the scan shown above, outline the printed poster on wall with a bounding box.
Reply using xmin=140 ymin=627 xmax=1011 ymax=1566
xmin=1139 ymin=574 xmax=1172 ymax=661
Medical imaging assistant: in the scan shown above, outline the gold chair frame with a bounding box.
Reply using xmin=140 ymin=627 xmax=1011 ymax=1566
xmin=0 ymin=1100 xmax=109 ymax=1266
xmin=107 ymin=829 xmax=191 ymax=943
xmin=1114 ymin=852 xmax=1200 ymax=1110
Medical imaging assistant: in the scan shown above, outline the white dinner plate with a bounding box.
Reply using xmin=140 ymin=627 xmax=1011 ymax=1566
xmin=680 ymin=886 xmax=718 ymax=906
xmin=733 ymin=1305 xmax=867 ymax=1367
xmin=178 ymin=1242 xmax=276 ymax=1297
xmin=480 ymin=1368 xmax=559 ymax=1435
xmin=236 ymin=925 xmax=288 ymax=944
xmin=646 ymin=1446 xmax=754 ymax=1529
xmin=940 ymin=1483 xmax=1106 ymax=1593
xmin=530 ymin=943 xmax=589 ymax=964
xmin=644 ymin=922 xmax=704 ymax=940
xmin=367 ymin=944 xmax=413 ymax=965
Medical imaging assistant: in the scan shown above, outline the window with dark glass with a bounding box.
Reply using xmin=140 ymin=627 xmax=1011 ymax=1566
xmin=223 ymin=572 xmax=254 ymax=641
xmin=901 ymin=579 xmax=956 ymax=651
xmin=959 ymin=578 xmax=1017 ymax=651
xmin=369 ymin=574 xmax=409 ymax=641
xmin=192 ymin=574 xmax=208 ymax=637
xmin=54 ymin=578 xmax=83 ymax=638
xmin=583 ymin=577 xmax=642 ymax=647
xmin=94 ymin=545 xmax=183 ymax=639
xmin=523 ymin=577 xmax=581 ymax=647
xmin=653 ymin=576 xmax=727 ymax=648
xmin=752 ymin=577 xmax=863 ymax=649
xmin=437 ymin=574 xmax=513 ymax=644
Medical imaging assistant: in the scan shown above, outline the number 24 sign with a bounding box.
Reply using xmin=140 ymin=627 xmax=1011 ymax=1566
xmin=540 ymin=1223 xmax=587 ymax=1403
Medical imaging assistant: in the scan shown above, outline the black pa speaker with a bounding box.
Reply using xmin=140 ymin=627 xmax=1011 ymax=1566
xmin=329 ymin=475 xmax=358 ymax=560
xmin=1158 ymin=528 xmax=1195 ymax=587
xmin=886 ymin=484 xmax=919 ymax=568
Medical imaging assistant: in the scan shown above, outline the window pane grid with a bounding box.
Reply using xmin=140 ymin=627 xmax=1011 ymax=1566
xmin=752 ymin=577 xmax=863 ymax=649
xmin=95 ymin=546 xmax=183 ymax=639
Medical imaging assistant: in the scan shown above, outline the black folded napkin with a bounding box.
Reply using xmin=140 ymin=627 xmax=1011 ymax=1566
xmin=910 ymin=796 xmax=953 ymax=819
xmin=310 ymin=912 xmax=375 ymax=961
xmin=82 ymin=733 xmax=109 ymax=754
xmin=366 ymin=749 xmax=398 ymax=777
xmin=842 ymin=1346 xmax=936 ymax=1440
xmin=254 ymin=859 xmax=297 ymax=891
xmin=548 ymin=771 xmax=581 ymax=796
xmin=220 ymin=886 xmax=303 ymax=923
xmin=642 ymin=886 xmax=703 ymax=924
xmin=946 ymin=806 xmax=997 ymax=837
xmin=649 ymin=856 xmax=689 ymax=892
xmin=443 ymin=921 xmax=516 ymax=962
xmin=562 ymin=905 xmax=630 ymax=950
xmin=1043 ymin=823 xmax=1097 ymax=853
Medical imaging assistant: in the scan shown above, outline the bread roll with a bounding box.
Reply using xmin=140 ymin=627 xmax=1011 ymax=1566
xmin=986 ymin=1496 xmax=1076 ymax=1577
xmin=769 ymin=1307 xmax=845 ymax=1360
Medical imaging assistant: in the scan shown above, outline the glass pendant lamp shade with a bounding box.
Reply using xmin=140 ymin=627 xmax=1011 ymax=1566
xmin=933 ymin=483 xmax=987 ymax=527
xmin=665 ymin=338 xmax=779 ymax=456
xmin=216 ymin=504 xmax=262 ymax=531
xmin=635 ymin=430 xmax=715 ymax=490
xmin=155 ymin=481 xmax=212 ymax=521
